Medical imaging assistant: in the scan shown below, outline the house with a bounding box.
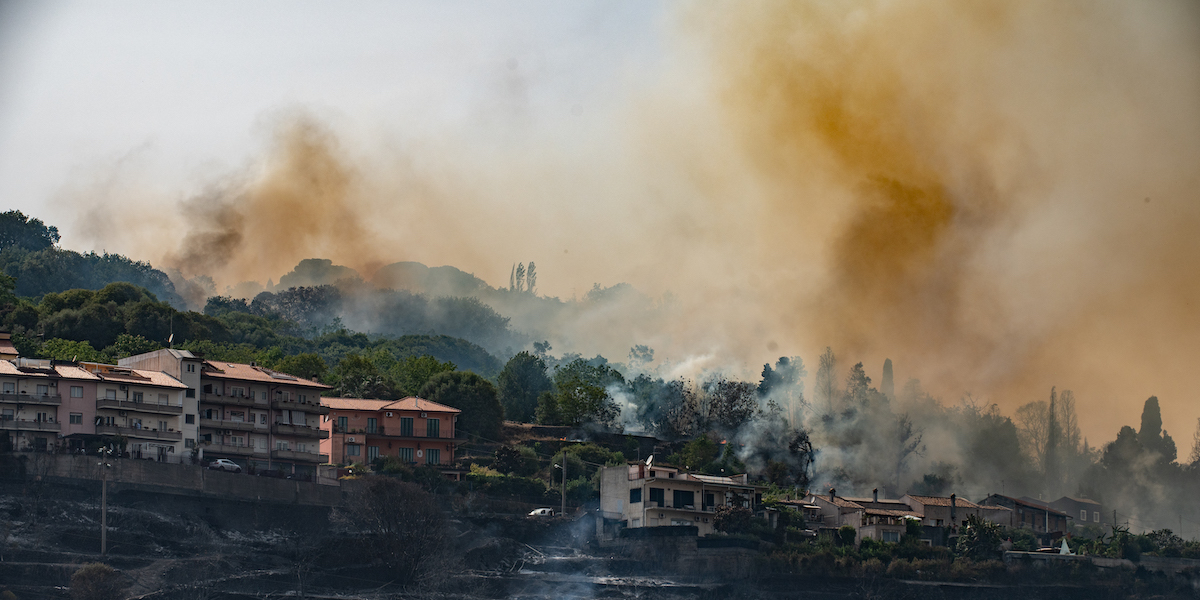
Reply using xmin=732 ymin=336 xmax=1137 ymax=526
xmin=120 ymin=350 xmax=331 ymax=478
xmin=1050 ymin=496 xmax=1105 ymax=527
xmin=901 ymin=494 xmax=984 ymax=532
xmin=82 ymin=362 xmax=189 ymax=461
xmin=801 ymin=489 xmax=865 ymax=531
xmin=980 ymin=494 xmax=1071 ymax=541
xmin=320 ymin=396 xmax=460 ymax=469
xmin=0 ymin=358 xmax=68 ymax=452
xmin=599 ymin=462 xmax=765 ymax=537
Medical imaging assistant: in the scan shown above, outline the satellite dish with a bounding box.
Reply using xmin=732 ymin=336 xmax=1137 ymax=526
xmin=645 ymin=455 xmax=653 ymax=468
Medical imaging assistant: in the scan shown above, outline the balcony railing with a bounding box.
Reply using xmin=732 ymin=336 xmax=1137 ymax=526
xmin=96 ymin=398 xmax=183 ymax=415
xmin=96 ymin=424 xmax=182 ymax=441
xmin=332 ymin=424 xmax=458 ymax=439
xmin=203 ymin=443 xmax=265 ymax=457
xmin=270 ymin=448 xmax=323 ymax=463
xmin=199 ymin=418 xmax=261 ymax=432
xmin=200 ymin=393 xmax=266 ymax=408
xmin=271 ymin=399 xmax=330 ymax=414
xmin=271 ymin=423 xmax=329 ymax=439
xmin=0 ymin=393 xmax=62 ymax=406
xmin=0 ymin=418 xmax=61 ymax=432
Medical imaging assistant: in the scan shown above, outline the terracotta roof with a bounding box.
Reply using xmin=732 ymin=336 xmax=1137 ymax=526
xmin=383 ymin=397 xmax=461 ymax=414
xmin=203 ymin=361 xmax=331 ymax=389
xmin=1055 ymin=496 xmax=1101 ymax=506
xmin=905 ymin=495 xmax=982 ymax=509
xmin=808 ymin=495 xmax=864 ymax=510
xmin=981 ymin=505 xmax=1013 ymax=512
xmin=986 ymin=494 xmax=1072 ymax=517
xmin=0 ymin=361 xmax=25 ymax=376
xmin=0 ymin=338 xmax=17 ymax=356
xmin=321 ymin=397 xmax=394 ymax=411
xmin=865 ymin=508 xmax=921 ymax=518
xmin=54 ymin=366 xmax=101 ymax=381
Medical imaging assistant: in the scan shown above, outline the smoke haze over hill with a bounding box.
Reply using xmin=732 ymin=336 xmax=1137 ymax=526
xmin=32 ymin=0 xmax=1200 ymax=444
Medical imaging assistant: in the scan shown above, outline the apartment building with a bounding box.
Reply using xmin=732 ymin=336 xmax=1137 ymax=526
xmin=320 ymin=396 xmax=460 ymax=467
xmin=81 ymin=362 xmax=189 ymax=461
xmin=0 ymin=358 xmax=69 ymax=452
xmin=120 ymin=349 xmax=331 ymax=478
xmin=599 ymin=462 xmax=765 ymax=536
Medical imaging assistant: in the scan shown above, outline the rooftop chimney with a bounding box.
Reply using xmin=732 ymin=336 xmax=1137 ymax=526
xmin=829 ymin=488 xmax=836 ymax=502
xmin=950 ymin=494 xmax=958 ymax=527
xmin=873 ymin=488 xmax=879 ymax=503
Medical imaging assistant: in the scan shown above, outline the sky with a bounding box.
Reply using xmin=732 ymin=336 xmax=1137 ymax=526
xmin=1 ymin=1 xmax=1199 ymax=447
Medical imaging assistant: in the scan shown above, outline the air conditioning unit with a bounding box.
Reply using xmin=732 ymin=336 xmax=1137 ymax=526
xmin=118 ymin=411 xmax=127 ymax=417
xmin=420 ymin=412 xmax=427 ymax=418
xmin=348 ymin=436 xmax=356 ymax=443
xmin=119 ymin=385 xmax=128 ymax=391
xmin=386 ymin=412 xmax=393 ymax=417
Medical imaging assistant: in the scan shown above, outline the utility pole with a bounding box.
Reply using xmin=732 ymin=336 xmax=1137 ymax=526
xmin=98 ymin=446 xmax=112 ymax=556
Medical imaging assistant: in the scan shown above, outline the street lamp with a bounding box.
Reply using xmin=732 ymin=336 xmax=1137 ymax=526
xmin=554 ymin=462 xmax=565 ymax=517
xmin=97 ymin=445 xmax=113 ymax=555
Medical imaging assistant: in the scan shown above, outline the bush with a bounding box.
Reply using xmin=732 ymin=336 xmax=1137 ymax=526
xmin=70 ymin=563 xmax=126 ymax=600
xmin=838 ymin=525 xmax=857 ymax=547
xmin=714 ymin=505 xmax=753 ymax=534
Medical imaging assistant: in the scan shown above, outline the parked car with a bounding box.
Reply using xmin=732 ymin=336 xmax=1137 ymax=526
xmin=528 ymin=508 xmax=555 ymax=517
xmin=207 ymin=458 xmax=242 ymax=473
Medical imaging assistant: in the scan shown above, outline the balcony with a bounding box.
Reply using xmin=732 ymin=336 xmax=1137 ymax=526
xmin=0 ymin=393 xmax=62 ymax=406
xmin=96 ymin=398 xmax=183 ymax=415
xmin=271 ymin=398 xmax=330 ymax=414
xmin=200 ymin=393 xmax=265 ymax=408
xmin=270 ymin=448 xmax=323 ymax=463
xmin=203 ymin=443 xmax=265 ymax=458
xmin=0 ymin=418 xmax=61 ymax=432
xmin=96 ymin=424 xmax=183 ymax=441
xmin=271 ymin=423 xmax=329 ymax=439
xmin=335 ymin=424 xmax=460 ymax=440
xmin=199 ymin=418 xmax=261 ymax=433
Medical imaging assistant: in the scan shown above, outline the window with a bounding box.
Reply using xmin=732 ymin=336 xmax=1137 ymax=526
xmin=2 ymin=382 xmax=13 ymax=393
xmin=1081 ymin=509 xmax=1087 ymax=521
xmin=367 ymin=418 xmax=377 ymax=434
xmin=70 ymin=413 xmax=83 ymax=424
xmin=186 ymin=363 xmax=195 ymax=373
xmin=336 ymin=416 xmax=348 ymax=431
xmin=936 ymin=519 xmax=944 ymax=526
xmin=704 ymin=493 xmax=715 ymax=508
xmin=400 ymin=417 xmax=414 ymax=437
xmin=398 ymin=447 xmax=414 ymax=463
xmin=132 ymin=392 xmax=143 ymax=403
xmin=106 ymin=389 xmax=117 ymax=400
xmin=37 ymin=384 xmax=49 ymax=396
xmin=1094 ymin=511 xmax=1101 ymax=523
xmin=649 ymin=488 xmax=665 ymax=507
xmin=426 ymin=449 xmax=440 ymax=465
xmin=673 ymin=490 xmax=695 ymax=509
xmin=630 ymin=488 xmax=642 ymax=503
xmin=185 ymin=414 xmax=195 ymax=424
xmin=230 ymin=411 xmax=245 ymax=422
xmin=277 ymin=440 xmax=290 ymax=451
xmin=368 ymin=446 xmax=380 ymax=461
xmin=185 ymin=389 xmax=195 ymax=398
xmin=185 ymin=438 xmax=195 ymax=448
xmin=158 ymin=393 xmax=168 ymax=405
xmin=426 ymin=418 xmax=439 ymax=438
xmin=298 ymin=443 xmax=307 ymax=452
xmin=260 ymin=414 xmax=266 ymax=424
xmin=232 ymin=387 xmax=244 ymax=397
xmin=299 ymin=394 xmax=306 ymax=402
xmin=1 ymin=409 xmax=12 ymax=420
xmin=882 ymin=531 xmax=901 ymax=543
xmin=158 ymin=420 xmax=168 ymax=431
xmin=346 ymin=444 xmax=361 ymax=457
xmin=70 ymin=386 xmax=83 ymax=398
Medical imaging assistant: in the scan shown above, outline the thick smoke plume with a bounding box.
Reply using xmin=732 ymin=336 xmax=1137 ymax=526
xmin=67 ymin=1 xmax=1200 ymax=443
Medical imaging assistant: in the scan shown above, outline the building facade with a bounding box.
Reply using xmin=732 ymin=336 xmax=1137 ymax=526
xmin=120 ymin=350 xmax=331 ymax=477
xmin=82 ymin=362 xmax=189 ymax=461
xmin=599 ymin=462 xmax=765 ymax=537
xmin=320 ymin=397 xmax=460 ymax=467
xmin=981 ymin=494 xmax=1071 ymax=539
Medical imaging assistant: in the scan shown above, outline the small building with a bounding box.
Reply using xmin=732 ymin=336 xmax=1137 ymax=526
xmin=320 ymin=396 xmax=460 ymax=468
xmin=599 ymin=462 xmax=764 ymax=537
xmin=1050 ymin=496 xmax=1105 ymax=527
xmin=801 ymin=489 xmax=865 ymax=531
xmin=901 ymin=494 xmax=984 ymax=532
xmin=981 ymin=494 xmax=1071 ymax=541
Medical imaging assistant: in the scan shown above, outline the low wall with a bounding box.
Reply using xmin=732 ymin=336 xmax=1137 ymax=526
xmin=1004 ymin=551 xmax=1200 ymax=574
xmin=26 ymin=453 xmax=342 ymax=506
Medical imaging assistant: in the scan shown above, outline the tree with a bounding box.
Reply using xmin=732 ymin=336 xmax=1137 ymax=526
xmin=525 ymin=262 xmax=537 ymax=295
xmin=843 ymin=362 xmax=871 ymax=406
xmin=1015 ymin=400 xmax=1050 ymax=469
xmin=276 ymin=353 xmax=328 ymax=381
xmin=40 ymin=338 xmax=104 ymax=362
xmin=70 ymin=563 xmax=126 ymax=600
xmin=550 ymin=358 xmax=624 ymax=428
xmin=1138 ymin=396 xmax=1177 ymax=463
xmin=0 ymin=210 xmax=60 ymax=252
xmin=392 ymin=355 xmax=456 ymax=398
xmin=814 ymin=347 xmax=837 ymax=412
xmin=703 ymin=377 xmax=758 ymax=432
xmin=1188 ymin=418 xmax=1200 ymax=466
xmin=342 ymin=477 xmax=452 ymax=586
xmin=420 ymin=371 xmax=503 ymax=440
xmin=713 ymin=505 xmax=753 ymax=534
xmin=881 ymin=358 xmax=894 ymax=400
xmin=1045 ymin=387 xmax=1061 ymax=494
xmin=496 ymin=351 xmax=551 ymax=423
xmin=513 ymin=263 xmax=526 ymax=292
xmin=330 ymin=353 xmax=395 ymax=399
xmin=957 ymin=515 xmax=1002 ymax=560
